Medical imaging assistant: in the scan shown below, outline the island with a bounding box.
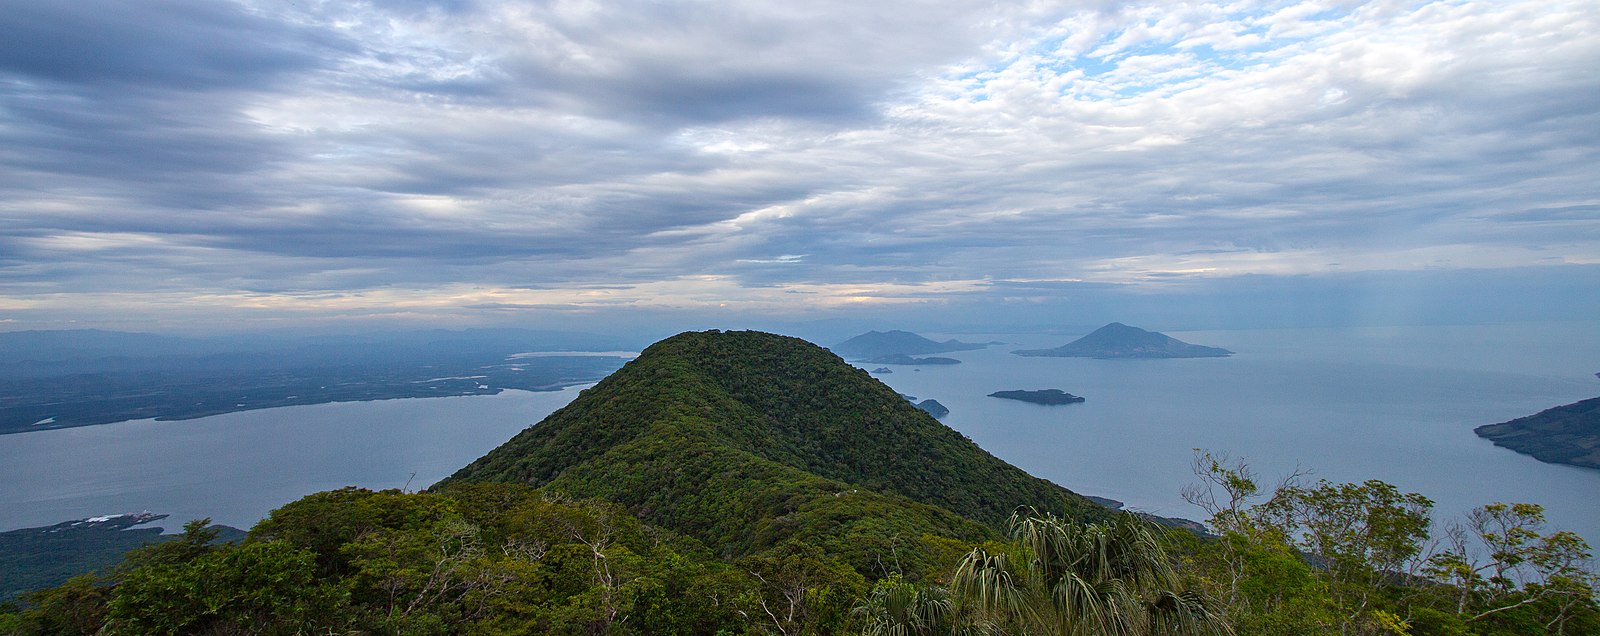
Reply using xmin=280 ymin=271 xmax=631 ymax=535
xmin=863 ymin=354 xmax=962 ymax=365
xmin=989 ymin=389 xmax=1086 ymax=405
xmin=871 ymin=367 xmax=893 ymax=374
xmin=1013 ymin=322 xmax=1232 ymax=359
xmin=832 ymin=330 xmax=991 ymax=360
xmin=1474 ymin=396 xmax=1600 ymax=469
xmin=913 ymin=399 xmax=949 ymax=418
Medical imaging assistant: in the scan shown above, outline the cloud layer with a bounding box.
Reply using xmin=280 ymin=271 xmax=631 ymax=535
xmin=1 ymin=0 xmax=1596 ymax=330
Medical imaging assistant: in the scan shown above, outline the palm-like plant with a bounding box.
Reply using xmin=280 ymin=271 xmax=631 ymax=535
xmin=951 ymin=511 xmax=1230 ymax=636
xmin=852 ymin=574 xmax=955 ymax=636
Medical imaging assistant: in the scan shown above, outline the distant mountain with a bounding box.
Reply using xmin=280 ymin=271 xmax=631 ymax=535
xmin=1475 ymin=397 xmax=1600 ymax=469
xmin=831 ymin=330 xmax=990 ymax=360
xmin=443 ymin=330 xmax=1109 ymax=572
xmin=1013 ymin=323 xmax=1233 ymax=359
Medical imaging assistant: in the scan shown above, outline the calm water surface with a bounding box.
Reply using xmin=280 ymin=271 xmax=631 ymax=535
xmin=0 ymin=387 xmax=587 ymax=532
xmin=873 ymin=322 xmax=1600 ymax=542
xmin=3 ymin=323 xmax=1597 ymax=544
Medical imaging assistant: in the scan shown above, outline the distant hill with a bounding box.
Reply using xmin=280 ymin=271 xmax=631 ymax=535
xmin=1475 ymin=397 xmax=1600 ymax=469
xmin=443 ymin=330 xmax=1109 ymax=571
xmin=1013 ymin=323 xmax=1232 ymax=359
xmin=831 ymin=330 xmax=990 ymax=360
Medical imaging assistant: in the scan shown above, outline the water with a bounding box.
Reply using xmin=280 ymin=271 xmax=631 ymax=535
xmin=869 ymin=322 xmax=1600 ymax=542
xmin=0 ymin=387 xmax=587 ymax=532
xmin=2 ymin=323 xmax=1596 ymax=544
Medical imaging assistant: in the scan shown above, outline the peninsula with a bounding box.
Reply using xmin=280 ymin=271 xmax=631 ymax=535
xmin=1474 ymin=396 xmax=1600 ymax=469
xmin=832 ymin=330 xmax=990 ymax=360
xmin=1013 ymin=322 xmax=1232 ymax=359
xmin=989 ymin=389 xmax=1086 ymax=405
xmin=862 ymin=354 xmax=962 ymax=365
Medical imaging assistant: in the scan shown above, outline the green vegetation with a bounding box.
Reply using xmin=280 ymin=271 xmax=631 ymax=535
xmin=442 ymin=330 xmax=1111 ymax=566
xmin=1475 ymin=396 xmax=1600 ymax=469
xmin=1175 ymin=450 xmax=1599 ymax=635
xmin=1014 ymin=323 xmax=1232 ymax=358
xmin=4 ymin=330 xmax=1595 ymax=635
xmin=952 ymin=511 xmax=1227 ymax=635
xmin=0 ymin=514 xmax=242 ymax=603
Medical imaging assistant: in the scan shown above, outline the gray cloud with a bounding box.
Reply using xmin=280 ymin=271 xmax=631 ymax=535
xmin=0 ymin=0 xmax=1597 ymax=331
xmin=0 ymin=0 xmax=338 ymax=89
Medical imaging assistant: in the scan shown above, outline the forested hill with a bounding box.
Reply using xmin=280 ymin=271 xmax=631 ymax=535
xmin=442 ymin=330 xmax=1109 ymax=559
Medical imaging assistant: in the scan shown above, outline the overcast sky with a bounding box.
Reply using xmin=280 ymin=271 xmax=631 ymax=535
xmin=1 ymin=0 xmax=1596 ymax=334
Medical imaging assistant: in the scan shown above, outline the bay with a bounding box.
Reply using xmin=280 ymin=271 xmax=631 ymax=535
xmin=869 ymin=322 xmax=1600 ymax=543
xmin=0 ymin=387 xmax=587 ymax=532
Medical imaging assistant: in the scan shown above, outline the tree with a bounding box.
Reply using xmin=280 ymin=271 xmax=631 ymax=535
xmin=6 ymin=574 xmax=112 ymax=636
xmin=851 ymin=573 xmax=973 ymax=636
xmin=105 ymin=540 xmax=347 ymax=635
xmin=951 ymin=510 xmax=1229 ymax=635
xmin=1426 ymin=502 xmax=1599 ymax=633
xmin=1260 ymin=478 xmax=1433 ymax=633
xmin=738 ymin=543 xmax=867 ymax=636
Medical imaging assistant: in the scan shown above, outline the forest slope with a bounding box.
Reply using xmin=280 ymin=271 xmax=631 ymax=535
xmin=443 ymin=330 xmax=1109 ymax=563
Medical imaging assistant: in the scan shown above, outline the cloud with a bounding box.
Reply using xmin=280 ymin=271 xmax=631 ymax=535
xmin=0 ymin=0 xmax=1596 ymax=330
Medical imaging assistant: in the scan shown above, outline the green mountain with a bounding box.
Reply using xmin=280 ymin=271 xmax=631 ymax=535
xmin=830 ymin=330 xmax=989 ymax=360
xmin=1475 ymin=396 xmax=1600 ymax=469
xmin=1014 ymin=322 xmax=1232 ymax=358
xmin=442 ymin=330 xmax=1109 ymax=571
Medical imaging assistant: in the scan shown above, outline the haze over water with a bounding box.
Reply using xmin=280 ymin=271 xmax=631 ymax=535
xmin=2 ymin=322 xmax=1596 ymax=544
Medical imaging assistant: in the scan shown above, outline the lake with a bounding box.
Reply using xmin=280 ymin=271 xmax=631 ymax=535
xmin=2 ymin=322 xmax=1597 ymax=544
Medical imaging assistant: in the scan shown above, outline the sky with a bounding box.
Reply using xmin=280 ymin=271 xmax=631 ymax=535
xmin=1 ymin=0 xmax=1597 ymax=335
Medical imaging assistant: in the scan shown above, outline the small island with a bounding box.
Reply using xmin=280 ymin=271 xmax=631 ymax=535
xmin=863 ymin=354 xmax=962 ymax=365
xmin=913 ymin=399 xmax=950 ymax=418
xmin=871 ymin=367 xmax=893 ymax=374
xmin=1474 ymin=396 xmax=1600 ymax=470
xmin=988 ymin=389 xmax=1085 ymax=405
xmin=1013 ymin=322 xmax=1232 ymax=359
